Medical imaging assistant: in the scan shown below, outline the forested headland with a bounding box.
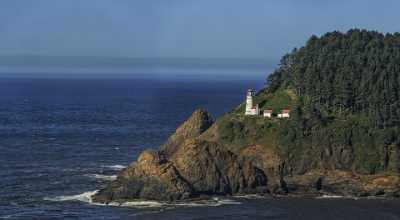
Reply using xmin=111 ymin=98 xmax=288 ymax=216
xmin=266 ymin=29 xmax=400 ymax=174
xmin=93 ymin=29 xmax=400 ymax=202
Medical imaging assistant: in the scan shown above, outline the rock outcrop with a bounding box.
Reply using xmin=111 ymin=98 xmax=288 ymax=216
xmin=93 ymin=150 xmax=193 ymax=202
xmin=169 ymin=139 xmax=267 ymax=196
xmin=161 ymin=108 xmax=213 ymax=156
xmin=92 ymin=109 xmax=267 ymax=203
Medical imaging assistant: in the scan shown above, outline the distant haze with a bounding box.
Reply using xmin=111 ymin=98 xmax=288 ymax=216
xmin=0 ymin=0 xmax=399 ymax=76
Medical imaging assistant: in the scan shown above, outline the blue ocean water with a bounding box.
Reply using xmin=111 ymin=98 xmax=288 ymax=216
xmin=0 ymin=76 xmax=399 ymax=220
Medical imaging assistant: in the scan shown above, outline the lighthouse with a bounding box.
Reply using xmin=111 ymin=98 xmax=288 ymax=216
xmin=245 ymin=89 xmax=259 ymax=115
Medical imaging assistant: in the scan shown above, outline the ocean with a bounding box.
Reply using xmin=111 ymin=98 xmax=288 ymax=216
xmin=0 ymin=76 xmax=400 ymax=220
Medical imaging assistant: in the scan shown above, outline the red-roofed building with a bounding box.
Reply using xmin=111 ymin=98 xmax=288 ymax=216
xmin=278 ymin=108 xmax=290 ymax=118
xmin=263 ymin=109 xmax=273 ymax=118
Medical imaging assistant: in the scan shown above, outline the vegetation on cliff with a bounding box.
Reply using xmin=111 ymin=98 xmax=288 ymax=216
xmin=199 ymin=29 xmax=400 ymax=196
xmin=264 ymin=29 xmax=400 ymax=174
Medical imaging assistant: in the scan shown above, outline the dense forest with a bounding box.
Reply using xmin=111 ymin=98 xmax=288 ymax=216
xmin=266 ymin=29 xmax=400 ymax=174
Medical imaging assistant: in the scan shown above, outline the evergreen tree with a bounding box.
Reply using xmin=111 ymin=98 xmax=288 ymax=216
xmin=267 ymin=29 xmax=400 ymax=174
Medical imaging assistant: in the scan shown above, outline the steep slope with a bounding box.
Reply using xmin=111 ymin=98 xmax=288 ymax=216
xmin=161 ymin=108 xmax=214 ymax=156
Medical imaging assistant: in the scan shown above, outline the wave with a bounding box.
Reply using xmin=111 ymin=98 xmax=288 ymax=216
xmin=85 ymin=174 xmax=117 ymax=181
xmin=168 ymin=197 xmax=241 ymax=208
xmin=44 ymin=190 xmax=98 ymax=203
xmin=115 ymin=201 xmax=165 ymax=208
xmin=233 ymin=194 xmax=264 ymax=199
xmin=44 ymin=191 xmax=165 ymax=208
xmin=317 ymin=195 xmax=382 ymax=200
xmin=316 ymin=195 xmax=347 ymax=199
xmin=45 ymin=191 xmax=241 ymax=208
xmin=114 ymin=197 xmax=241 ymax=208
xmin=102 ymin=165 xmax=126 ymax=170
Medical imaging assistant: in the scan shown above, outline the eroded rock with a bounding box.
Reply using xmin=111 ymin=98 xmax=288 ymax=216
xmin=161 ymin=108 xmax=214 ymax=156
xmin=93 ymin=109 xmax=267 ymax=203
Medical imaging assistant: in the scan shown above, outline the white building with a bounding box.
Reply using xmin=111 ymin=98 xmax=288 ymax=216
xmin=263 ymin=109 xmax=273 ymax=118
xmin=245 ymin=89 xmax=260 ymax=115
xmin=277 ymin=108 xmax=290 ymax=118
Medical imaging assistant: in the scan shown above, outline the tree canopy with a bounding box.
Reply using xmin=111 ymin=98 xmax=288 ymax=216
xmin=266 ymin=29 xmax=400 ymax=174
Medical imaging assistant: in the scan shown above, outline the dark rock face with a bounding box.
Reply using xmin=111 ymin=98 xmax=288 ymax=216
xmin=92 ymin=109 xmax=267 ymax=203
xmin=276 ymin=170 xmax=400 ymax=197
xmin=93 ymin=150 xmax=194 ymax=202
xmin=161 ymin=108 xmax=214 ymax=156
xmin=170 ymin=139 xmax=268 ymax=196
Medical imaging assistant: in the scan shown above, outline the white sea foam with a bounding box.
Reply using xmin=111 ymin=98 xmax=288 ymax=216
xmin=102 ymin=165 xmax=126 ymax=170
xmin=233 ymin=194 xmax=264 ymax=199
xmin=317 ymin=195 xmax=346 ymax=199
xmin=116 ymin=197 xmax=241 ymax=208
xmin=45 ymin=191 xmax=241 ymax=209
xmin=44 ymin=190 xmax=98 ymax=203
xmin=45 ymin=191 xmax=168 ymax=208
xmin=211 ymin=197 xmax=242 ymax=205
xmin=172 ymin=197 xmax=242 ymax=207
xmin=86 ymin=174 xmax=117 ymax=181
xmin=119 ymin=201 xmax=165 ymax=208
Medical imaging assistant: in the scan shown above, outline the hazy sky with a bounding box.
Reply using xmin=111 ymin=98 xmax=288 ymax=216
xmin=0 ymin=0 xmax=399 ymax=74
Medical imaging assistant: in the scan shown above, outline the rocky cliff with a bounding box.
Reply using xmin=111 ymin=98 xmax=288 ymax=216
xmin=160 ymin=108 xmax=213 ymax=156
xmin=93 ymin=106 xmax=400 ymax=203
xmin=93 ymin=109 xmax=268 ymax=203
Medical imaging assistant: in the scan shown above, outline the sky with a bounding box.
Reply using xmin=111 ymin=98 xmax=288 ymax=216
xmin=0 ymin=0 xmax=399 ymax=76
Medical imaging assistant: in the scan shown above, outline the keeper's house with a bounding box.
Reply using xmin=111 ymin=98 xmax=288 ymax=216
xmin=263 ymin=109 xmax=273 ymax=118
xmin=277 ymin=108 xmax=290 ymax=118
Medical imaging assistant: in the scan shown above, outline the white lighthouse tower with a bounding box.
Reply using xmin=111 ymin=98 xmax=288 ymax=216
xmin=245 ymin=89 xmax=259 ymax=115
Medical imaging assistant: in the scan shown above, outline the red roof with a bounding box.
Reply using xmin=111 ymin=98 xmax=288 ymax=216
xmin=264 ymin=109 xmax=273 ymax=113
xmin=282 ymin=109 xmax=290 ymax=113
